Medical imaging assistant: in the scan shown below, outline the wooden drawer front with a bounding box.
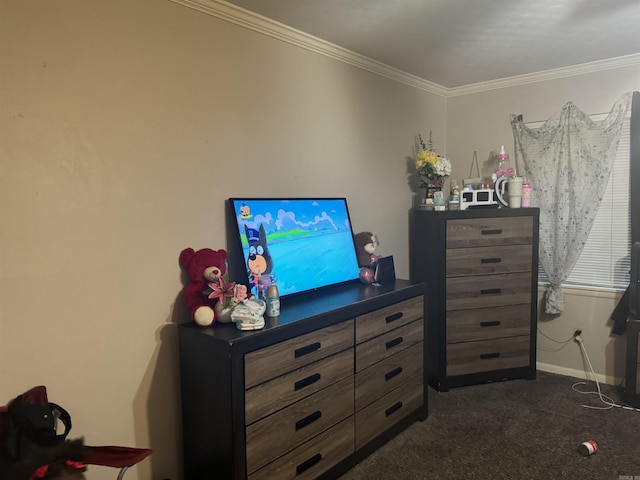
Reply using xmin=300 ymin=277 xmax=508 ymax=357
xmin=446 ymin=304 xmax=531 ymax=344
xmin=355 ymin=320 xmax=423 ymax=373
xmin=246 ymin=377 xmax=354 ymax=474
xmin=355 ymin=296 xmax=423 ymax=344
xmin=355 ymin=342 xmax=423 ymax=411
xmin=355 ymin=374 xmax=423 ymax=450
xmin=446 ymin=272 xmax=531 ymax=311
xmin=447 ymin=336 xmax=530 ymax=376
xmin=245 ymin=320 xmax=354 ymax=389
xmin=447 ymin=217 xmax=533 ymax=249
xmin=245 ymin=348 xmax=353 ymax=425
xmin=446 ymin=244 xmax=532 ymax=277
xmin=249 ymin=417 xmax=354 ymax=480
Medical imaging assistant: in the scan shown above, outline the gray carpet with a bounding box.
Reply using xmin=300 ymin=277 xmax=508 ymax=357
xmin=340 ymin=371 xmax=640 ymax=480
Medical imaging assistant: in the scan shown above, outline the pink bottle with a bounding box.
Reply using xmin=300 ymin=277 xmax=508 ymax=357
xmin=521 ymin=180 xmax=532 ymax=208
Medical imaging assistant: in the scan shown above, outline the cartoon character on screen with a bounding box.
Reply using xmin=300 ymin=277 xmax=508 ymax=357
xmin=239 ymin=203 xmax=252 ymax=219
xmin=245 ymin=224 xmax=276 ymax=298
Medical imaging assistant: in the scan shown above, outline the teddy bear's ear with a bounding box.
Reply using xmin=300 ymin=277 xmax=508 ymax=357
xmin=179 ymin=248 xmax=195 ymax=268
xmin=217 ymin=249 xmax=229 ymax=260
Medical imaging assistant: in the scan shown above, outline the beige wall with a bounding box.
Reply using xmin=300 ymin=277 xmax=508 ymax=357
xmin=0 ymin=1 xmax=444 ymax=478
xmin=445 ymin=66 xmax=640 ymax=384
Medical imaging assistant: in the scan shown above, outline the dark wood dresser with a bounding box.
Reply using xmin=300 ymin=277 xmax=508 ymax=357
xmin=410 ymin=208 xmax=539 ymax=391
xmin=178 ymin=279 xmax=427 ymax=479
xmin=624 ymin=318 xmax=640 ymax=408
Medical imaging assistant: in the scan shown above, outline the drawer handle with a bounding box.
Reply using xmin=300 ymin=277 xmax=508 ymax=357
xmin=295 ymin=410 xmax=322 ymax=430
xmin=480 ymin=288 xmax=501 ymax=295
xmin=294 ymin=373 xmax=321 ymax=391
xmin=481 ymin=229 xmax=502 ymax=235
xmin=295 ymin=342 xmax=321 ymax=358
xmin=480 ymin=257 xmax=502 ymax=264
xmin=385 ymin=401 xmax=403 ymax=417
xmin=296 ymin=453 xmax=322 ymax=475
xmin=385 ymin=367 xmax=403 ymax=381
xmin=480 ymin=320 xmax=501 ymax=328
xmin=480 ymin=352 xmax=500 ymax=360
xmin=385 ymin=337 xmax=403 ymax=349
xmin=386 ymin=312 xmax=404 ymax=323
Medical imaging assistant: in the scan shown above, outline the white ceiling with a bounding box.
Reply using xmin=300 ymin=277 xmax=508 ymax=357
xmin=222 ymin=0 xmax=640 ymax=89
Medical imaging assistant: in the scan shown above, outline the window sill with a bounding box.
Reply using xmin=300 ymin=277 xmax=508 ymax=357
xmin=537 ymin=283 xmax=625 ymax=299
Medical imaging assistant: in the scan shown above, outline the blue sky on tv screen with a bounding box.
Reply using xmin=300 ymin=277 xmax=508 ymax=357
xmin=231 ymin=199 xmax=360 ymax=296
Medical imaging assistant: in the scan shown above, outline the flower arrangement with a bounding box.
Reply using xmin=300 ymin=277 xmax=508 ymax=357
xmin=414 ymin=131 xmax=452 ymax=189
xmin=203 ymin=274 xmax=248 ymax=310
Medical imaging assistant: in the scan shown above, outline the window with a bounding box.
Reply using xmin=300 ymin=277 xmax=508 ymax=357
xmin=532 ymin=112 xmax=632 ymax=290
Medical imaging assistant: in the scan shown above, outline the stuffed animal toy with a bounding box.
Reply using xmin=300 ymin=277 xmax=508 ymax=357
xmin=354 ymin=232 xmax=381 ymax=268
xmin=179 ymin=247 xmax=229 ymax=327
xmin=353 ymin=232 xmax=381 ymax=284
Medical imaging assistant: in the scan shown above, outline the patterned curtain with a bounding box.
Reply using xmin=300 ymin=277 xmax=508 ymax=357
xmin=511 ymin=92 xmax=633 ymax=314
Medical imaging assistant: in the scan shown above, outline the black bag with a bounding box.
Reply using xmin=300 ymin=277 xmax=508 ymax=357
xmin=611 ymin=241 xmax=640 ymax=333
xmin=4 ymin=395 xmax=72 ymax=460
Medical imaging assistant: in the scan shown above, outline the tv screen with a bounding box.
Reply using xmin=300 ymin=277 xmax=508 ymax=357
xmin=228 ymin=198 xmax=361 ymax=298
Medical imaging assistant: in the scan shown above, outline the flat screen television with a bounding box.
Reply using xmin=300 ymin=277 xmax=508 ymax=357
xmin=227 ymin=198 xmax=361 ymax=298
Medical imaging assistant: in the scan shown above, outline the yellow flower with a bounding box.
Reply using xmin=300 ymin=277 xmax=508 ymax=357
xmin=415 ymin=150 xmax=437 ymax=168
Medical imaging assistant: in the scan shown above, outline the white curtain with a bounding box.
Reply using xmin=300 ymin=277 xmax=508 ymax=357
xmin=511 ymin=92 xmax=633 ymax=314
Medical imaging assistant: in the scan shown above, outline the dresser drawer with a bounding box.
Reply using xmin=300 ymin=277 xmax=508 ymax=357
xmin=446 ymin=244 xmax=532 ymax=277
xmin=249 ymin=417 xmax=354 ymax=480
xmin=245 ymin=320 xmax=354 ymax=389
xmin=446 ymin=304 xmax=531 ymax=343
xmin=447 ymin=217 xmax=534 ymax=249
xmin=355 ymin=296 xmax=423 ymax=344
xmin=446 ymin=336 xmax=530 ymax=376
xmin=246 ymin=348 xmax=354 ymax=425
xmin=356 ymin=319 xmax=423 ymax=373
xmin=446 ymin=272 xmax=531 ymax=311
xmin=355 ymin=374 xmax=423 ymax=450
xmin=246 ymin=377 xmax=354 ymax=474
xmin=355 ymin=342 xmax=423 ymax=411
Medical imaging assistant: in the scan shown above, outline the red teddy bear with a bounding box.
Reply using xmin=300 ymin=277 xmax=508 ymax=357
xmin=179 ymin=247 xmax=229 ymax=327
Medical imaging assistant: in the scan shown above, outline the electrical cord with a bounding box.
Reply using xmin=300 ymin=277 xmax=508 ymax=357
xmin=571 ymin=334 xmax=640 ymax=412
xmin=537 ymin=327 xmax=575 ymax=352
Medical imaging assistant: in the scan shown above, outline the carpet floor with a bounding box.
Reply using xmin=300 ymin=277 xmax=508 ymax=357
xmin=339 ymin=371 xmax=640 ymax=480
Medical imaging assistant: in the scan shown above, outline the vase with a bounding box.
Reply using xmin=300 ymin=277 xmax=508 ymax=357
xmin=425 ymin=184 xmax=442 ymax=199
xmin=417 ymin=184 xmax=446 ymax=211
xmin=214 ymin=302 xmax=234 ymax=323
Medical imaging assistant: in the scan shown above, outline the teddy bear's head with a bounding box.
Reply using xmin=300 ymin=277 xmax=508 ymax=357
xmin=353 ymin=232 xmax=378 ymax=268
xmin=179 ymin=248 xmax=228 ymax=284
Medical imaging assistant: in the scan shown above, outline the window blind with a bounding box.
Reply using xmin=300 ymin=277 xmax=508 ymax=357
xmin=531 ymin=113 xmax=631 ymax=290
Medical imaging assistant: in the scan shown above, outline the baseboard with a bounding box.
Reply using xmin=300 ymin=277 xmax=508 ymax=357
xmin=536 ymin=362 xmax=623 ymax=387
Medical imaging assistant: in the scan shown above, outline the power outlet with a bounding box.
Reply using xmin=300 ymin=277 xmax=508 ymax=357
xmin=573 ymin=327 xmax=583 ymax=338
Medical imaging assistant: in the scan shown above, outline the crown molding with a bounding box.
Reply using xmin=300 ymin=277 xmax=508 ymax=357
xmin=169 ymin=0 xmax=639 ymax=99
xmin=168 ymin=0 xmax=447 ymax=96
xmin=446 ymin=54 xmax=640 ymax=97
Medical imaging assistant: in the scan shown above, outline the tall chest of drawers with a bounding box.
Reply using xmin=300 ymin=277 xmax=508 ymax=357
xmin=410 ymin=209 xmax=539 ymax=391
xmin=624 ymin=318 xmax=640 ymax=408
xmin=178 ymin=280 xmax=427 ymax=479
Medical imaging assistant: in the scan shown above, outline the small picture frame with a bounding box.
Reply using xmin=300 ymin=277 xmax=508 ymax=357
xmin=374 ymin=256 xmax=396 ymax=284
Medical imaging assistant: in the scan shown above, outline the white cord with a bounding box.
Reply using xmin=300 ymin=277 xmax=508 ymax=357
xmin=572 ymin=335 xmax=640 ymax=412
